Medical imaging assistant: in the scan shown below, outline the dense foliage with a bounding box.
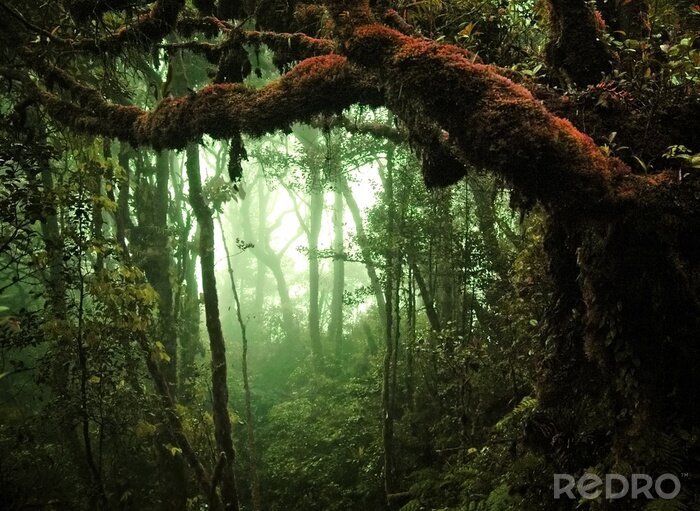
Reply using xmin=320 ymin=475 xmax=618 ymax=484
xmin=0 ymin=0 xmax=699 ymax=510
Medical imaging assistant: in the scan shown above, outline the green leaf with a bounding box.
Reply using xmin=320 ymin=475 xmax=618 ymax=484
xmin=165 ymin=444 xmax=182 ymax=457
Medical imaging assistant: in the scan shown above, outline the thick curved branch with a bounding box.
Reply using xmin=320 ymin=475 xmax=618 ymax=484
xmin=34 ymin=54 xmax=383 ymax=149
xmin=346 ymin=25 xmax=631 ymax=212
xmin=33 ymin=18 xmax=644 ymax=215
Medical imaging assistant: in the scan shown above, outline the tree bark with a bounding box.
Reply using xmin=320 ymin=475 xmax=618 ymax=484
xmin=328 ymin=160 xmax=345 ymax=357
xmin=139 ymin=336 xmax=217 ymax=505
xmin=308 ymin=162 xmax=324 ymax=367
xmin=239 ymin=189 xmax=298 ymax=344
xmin=409 ymin=262 xmax=441 ymax=333
xmin=341 ymin=173 xmax=387 ymax=326
xmin=185 ymin=144 xmax=240 ymax=511
xmin=218 ymin=217 xmax=262 ymax=511
xmin=132 ymin=151 xmax=178 ymax=391
xmin=381 ymin=145 xmax=397 ymax=503
xmin=545 ymin=0 xmax=612 ymax=85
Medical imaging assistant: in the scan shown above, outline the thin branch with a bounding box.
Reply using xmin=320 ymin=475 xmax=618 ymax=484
xmin=0 ymin=1 xmax=68 ymax=43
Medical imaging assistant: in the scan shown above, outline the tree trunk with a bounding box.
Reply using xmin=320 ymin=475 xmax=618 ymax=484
xmin=308 ymin=162 xmax=324 ymax=367
xmin=139 ymin=336 xmax=217 ymax=506
xmin=409 ymin=262 xmax=441 ymax=332
xmin=170 ymin=168 xmax=203 ymax=401
xmin=546 ymin=0 xmax=612 ymax=85
xmin=185 ymin=144 xmax=240 ymax=511
xmin=381 ymin=145 xmax=397 ymax=504
xmin=132 ymin=151 xmax=178 ymax=392
xmin=341 ymin=173 xmax=387 ymax=327
xmin=254 ymin=181 xmax=266 ymax=316
xmin=115 ymin=147 xmax=132 ymax=257
xmin=239 ymin=191 xmax=297 ymax=343
xmin=218 ymin=217 xmax=262 ymax=511
xmin=328 ymin=163 xmax=345 ymax=357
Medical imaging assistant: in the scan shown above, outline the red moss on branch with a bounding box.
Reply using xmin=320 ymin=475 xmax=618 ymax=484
xmin=35 ymin=16 xmax=632 ymax=213
xmin=36 ymin=55 xmax=382 ymax=150
xmin=346 ymin=24 xmax=630 ymax=212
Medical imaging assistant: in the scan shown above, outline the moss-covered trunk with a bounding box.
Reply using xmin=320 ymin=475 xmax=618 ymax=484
xmin=185 ymin=144 xmax=241 ymax=511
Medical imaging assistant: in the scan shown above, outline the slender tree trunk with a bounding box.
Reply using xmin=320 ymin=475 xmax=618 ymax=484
xmin=218 ymin=217 xmax=262 ymax=511
xmin=91 ymin=155 xmax=104 ymax=273
xmin=75 ymin=167 xmax=108 ymax=509
xmin=185 ymin=144 xmax=240 ymax=511
xmin=170 ymin=169 xmax=202 ymax=401
xmin=433 ymin=189 xmax=454 ymax=326
xmin=410 ymin=263 xmax=441 ymax=332
xmin=308 ymin=163 xmax=324 ymax=367
xmin=179 ymin=236 xmax=203 ymax=399
xmin=39 ymin=164 xmax=66 ymax=317
xmin=341 ymin=174 xmax=387 ymax=326
xmin=239 ymin=194 xmax=297 ymax=343
xmin=254 ymin=181 xmax=266 ymax=315
xmin=381 ymin=145 xmax=397 ymax=505
xmin=406 ymin=267 xmax=416 ymax=408
xmin=470 ymin=175 xmax=511 ymax=278
xmin=115 ymin=147 xmax=132 ymax=257
xmin=154 ymin=152 xmax=177 ymax=389
xmin=139 ymin=336 xmax=217 ymax=505
xmin=328 ymin=166 xmax=345 ymax=357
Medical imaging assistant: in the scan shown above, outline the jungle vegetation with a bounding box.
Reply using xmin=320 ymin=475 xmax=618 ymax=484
xmin=0 ymin=0 xmax=699 ymax=510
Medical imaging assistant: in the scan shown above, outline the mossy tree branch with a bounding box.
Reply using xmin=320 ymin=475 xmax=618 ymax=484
xmin=161 ymin=30 xmax=336 ymax=68
xmin=32 ymin=54 xmax=383 ymax=149
xmin=29 ymin=20 xmax=673 ymax=218
xmin=345 ymin=24 xmax=630 ymax=212
xmin=1 ymin=0 xmax=186 ymax=52
xmin=69 ymin=0 xmax=186 ymax=51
